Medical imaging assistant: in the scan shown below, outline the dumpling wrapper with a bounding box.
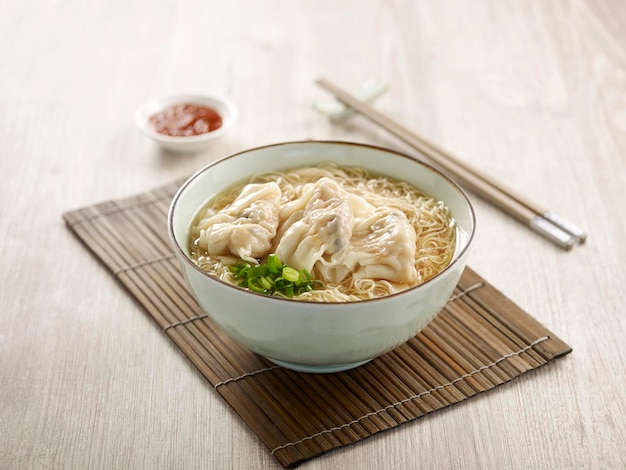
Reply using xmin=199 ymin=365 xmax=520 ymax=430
xmin=275 ymin=177 xmax=418 ymax=286
xmin=275 ymin=178 xmax=354 ymax=274
xmin=197 ymin=182 xmax=281 ymax=263
xmin=346 ymin=208 xmax=418 ymax=285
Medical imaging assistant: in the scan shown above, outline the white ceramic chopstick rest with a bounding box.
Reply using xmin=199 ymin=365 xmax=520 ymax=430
xmin=313 ymin=79 xmax=388 ymax=121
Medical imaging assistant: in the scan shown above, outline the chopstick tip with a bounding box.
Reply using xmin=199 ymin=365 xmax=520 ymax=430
xmin=530 ymin=216 xmax=577 ymax=250
xmin=543 ymin=212 xmax=587 ymax=245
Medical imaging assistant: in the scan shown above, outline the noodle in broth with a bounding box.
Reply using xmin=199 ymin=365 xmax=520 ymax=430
xmin=189 ymin=164 xmax=456 ymax=302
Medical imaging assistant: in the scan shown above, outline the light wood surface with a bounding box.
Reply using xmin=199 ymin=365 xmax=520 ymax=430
xmin=2 ymin=1 xmax=625 ymax=469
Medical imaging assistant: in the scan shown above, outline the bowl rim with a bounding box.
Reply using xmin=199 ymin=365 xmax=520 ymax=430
xmin=134 ymin=92 xmax=238 ymax=143
xmin=168 ymin=139 xmax=476 ymax=305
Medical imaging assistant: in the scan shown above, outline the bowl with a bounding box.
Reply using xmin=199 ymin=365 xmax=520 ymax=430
xmin=135 ymin=93 xmax=237 ymax=153
xmin=168 ymin=141 xmax=476 ymax=373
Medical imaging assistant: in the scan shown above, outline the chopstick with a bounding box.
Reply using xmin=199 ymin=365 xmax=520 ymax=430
xmin=315 ymin=77 xmax=587 ymax=250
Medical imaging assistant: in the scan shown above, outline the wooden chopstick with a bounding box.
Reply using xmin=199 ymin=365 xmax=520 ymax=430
xmin=315 ymin=78 xmax=586 ymax=250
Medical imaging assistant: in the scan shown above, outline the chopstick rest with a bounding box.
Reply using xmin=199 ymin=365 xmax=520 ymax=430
xmin=313 ymin=78 xmax=388 ymax=121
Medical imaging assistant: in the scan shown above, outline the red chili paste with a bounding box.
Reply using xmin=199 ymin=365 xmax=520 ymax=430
xmin=149 ymin=103 xmax=222 ymax=137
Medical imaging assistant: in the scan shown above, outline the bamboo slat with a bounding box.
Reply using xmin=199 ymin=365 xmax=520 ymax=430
xmin=63 ymin=181 xmax=572 ymax=468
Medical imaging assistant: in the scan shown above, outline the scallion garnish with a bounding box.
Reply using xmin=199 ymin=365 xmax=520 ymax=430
xmin=281 ymin=266 xmax=300 ymax=283
xmin=230 ymin=254 xmax=323 ymax=297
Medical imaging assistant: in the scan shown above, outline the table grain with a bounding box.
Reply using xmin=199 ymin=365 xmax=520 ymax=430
xmin=1 ymin=0 xmax=625 ymax=469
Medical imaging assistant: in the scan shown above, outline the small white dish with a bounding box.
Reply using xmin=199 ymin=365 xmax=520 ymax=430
xmin=135 ymin=93 xmax=237 ymax=153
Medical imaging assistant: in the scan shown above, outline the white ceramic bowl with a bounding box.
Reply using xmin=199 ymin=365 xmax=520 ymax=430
xmin=135 ymin=93 xmax=237 ymax=152
xmin=168 ymin=141 xmax=476 ymax=373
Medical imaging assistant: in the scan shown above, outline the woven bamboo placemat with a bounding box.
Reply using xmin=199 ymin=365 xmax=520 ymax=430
xmin=63 ymin=180 xmax=572 ymax=468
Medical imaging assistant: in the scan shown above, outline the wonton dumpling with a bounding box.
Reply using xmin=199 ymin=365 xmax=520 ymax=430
xmin=346 ymin=208 xmax=418 ymax=284
xmin=275 ymin=178 xmax=353 ymax=273
xmin=197 ymin=182 xmax=281 ymax=263
xmin=313 ymin=192 xmax=375 ymax=283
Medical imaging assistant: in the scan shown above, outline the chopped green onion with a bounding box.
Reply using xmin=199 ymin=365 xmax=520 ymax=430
xmin=259 ymin=276 xmax=273 ymax=290
xmin=284 ymin=284 xmax=294 ymax=297
xmin=229 ymin=255 xmax=323 ymax=297
xmin=267 ymin=254 xmax=282 ymax=274
xmin=247 ymin=277 xmax=266 ymax=293
xmin=247 ymin=264 xmax=267 ymax=279
xmin=282 ymin=266 xmax=300 ymax=283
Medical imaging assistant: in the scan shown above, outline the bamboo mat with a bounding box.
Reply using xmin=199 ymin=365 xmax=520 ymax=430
xmin=63 ymin=180 xmax=572 ymax=468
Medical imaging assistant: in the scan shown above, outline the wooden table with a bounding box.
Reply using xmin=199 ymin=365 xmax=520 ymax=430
xmin=2 ymin=1 xmax=624 ymax=468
